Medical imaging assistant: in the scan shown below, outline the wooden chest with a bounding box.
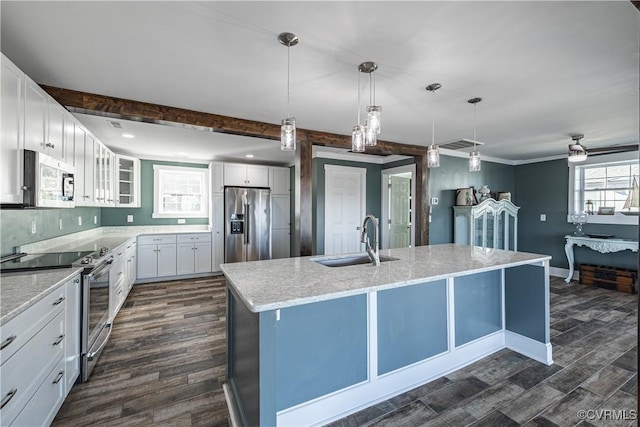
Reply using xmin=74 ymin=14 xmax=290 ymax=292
xmin=579 ymin=264 xmax=637 ymax=294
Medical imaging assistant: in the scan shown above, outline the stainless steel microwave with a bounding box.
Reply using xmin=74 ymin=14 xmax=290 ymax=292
xmin=19 ymin=149 xmax=75 ymax=208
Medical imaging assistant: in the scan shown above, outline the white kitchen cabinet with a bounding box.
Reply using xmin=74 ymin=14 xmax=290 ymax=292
xmin=125 ymin=239 xmax=137 ymax=291
xmin=115 ymin=154 xmax=140 ymax=207
xmin=137 ymin=235 xmax=177 ymax=280
xmin=23 ymin=77 xmax=47 ymax=155
xmin=74 ymin=126 xmax=95 ymax=206
xmin=212 ymin=193 xmax=224 ymax=272
xmin=109 ymin=245 xmax=128 ymax=321
xmin=46 ymin=98 xmax=67 ymax=162
xmin=63 ymin=115 xmax=75 ymax=167
xmin=0 ymin=272 xmax=80 ymax=427
xmin=271 ymin=194 xmax=291 ymax=259
xmin=224 ymin=163 xmax=269 ymax=187
xmin=93 ymin=142 xmax=115 ymax=206
xmin=270 ymin=167 xmax=290 ymax=195
xmin=1 ymin=53 xmax=25 ymax=205
xmin=64 ymin=275 xmax=81 ymax=394
xmin=211 ymin=161 xmax=224 ymax=193
xmin=176 ymin=234 xmax=212 ymax=275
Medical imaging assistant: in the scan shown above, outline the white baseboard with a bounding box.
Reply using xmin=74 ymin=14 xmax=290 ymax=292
xmin=504 ymin=330 xmax=553 ymax=365
xmin=549 ymin=266 xmax=576 ymax=281
xmin=223 ymin=383 xmax=242 ymax=427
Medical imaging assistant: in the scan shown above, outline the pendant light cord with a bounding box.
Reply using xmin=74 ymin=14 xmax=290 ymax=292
xmin=357 ymin=69 xmax=361 ymax=125
xmin=473 ymin=103 xmax=477 ymax=150
xmin=431 ymin=91 xmax=436 ymax=148
xmin=287 ymin=45 xmax=291 ymax=118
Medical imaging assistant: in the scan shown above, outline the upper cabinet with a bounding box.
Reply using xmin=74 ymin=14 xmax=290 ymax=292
xmin=224 ymin=163 xmax=269 ymax=187
xmin=270 ymin=167 xmax=290 ymax=195
xmin=115 ymin=154 xmax=140 ymax=207
xmin=1 ymin=54 xmax=25 ymax=204
xmin=453 ymin=199 xmax=520 ymax=251
xmin=210 ymin=162 xmax=224 ymax=193
xmin=24 ymin=76 xmax=67 ymax=162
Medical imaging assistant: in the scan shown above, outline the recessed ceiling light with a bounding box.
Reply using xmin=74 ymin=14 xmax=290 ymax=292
xmin=245 ymin=154 xmax=254 ymax=158
xmin=121 ymin=133 xmax=135 ymax=139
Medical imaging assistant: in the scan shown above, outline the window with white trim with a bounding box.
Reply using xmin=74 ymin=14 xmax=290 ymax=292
xmin=568 ymin=152 xmax=638 ymax=225
xmin=153 ymin=165 xmax=209 ymax=218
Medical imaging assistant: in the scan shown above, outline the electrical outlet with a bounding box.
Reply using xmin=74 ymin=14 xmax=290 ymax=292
xmin=78 ymin=216 xmax=82 ymax=226
xmin=431 ymin=196 xmax=439 ymax=205
xmin=94 ymin=215 xmax=97 ymax=225
xmin=127 ymin=215 xmax=134 ymax=223
xmin=59 ymin=218 xmax=63 ymax=230
xmin=177 ymin=218 xmax=186 ymax=224
xmin=31 ymin=221 xmax=37 ymax=234
xmin=540 ymin=214 xmax=547 ymax=222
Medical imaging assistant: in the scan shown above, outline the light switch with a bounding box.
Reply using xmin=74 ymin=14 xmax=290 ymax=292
xmin=59 ymin=218 xmax=63 ymax=230
xmin=31 ymin=221 xmax=37 ymax=234
xmin=540 ymin=214 xmax=546 ymax=222
xmin=78 ymin=216 xmax=82 ymax=226
xmin=127 ymin=215 xmax=134 ymax=223
xmin=94 ymin=216 xmax=97 ymax=224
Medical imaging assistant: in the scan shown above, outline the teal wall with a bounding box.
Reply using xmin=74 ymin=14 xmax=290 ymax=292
xmin=101 ymin=159 xmax=209 ymax=227
xmin=1 ymin=207 xmax=101 ymax=256
xmin=428 ymin=155 xmax=516 ymax=244
xmin=312 ymin=158 xmax=382 ymax=255
xmin=514 ymin=159 xmax=638 ymax=269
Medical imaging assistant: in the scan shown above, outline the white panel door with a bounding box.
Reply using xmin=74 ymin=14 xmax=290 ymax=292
xmin=24 ymin=77 xmax=47 ymax=153
xmin=246 ymin=165 xmax=269 ymax=187
xmin=211 ymin=193 xmax=224 ymax=272
xmin=272 ymin=195 xmax=290 ymax=229
xmin=389 ymin=175 xmax=411 ymax=249
xmin=176 ymin=243 xmax=195 ymax=275
xmin=324 ymin=165 xmax=366 ymax=255
xmin=194 ymin=242 xmax=212 ymax=273
xmin=136 ymin=245 xmax=158 ymax=279
xmin=272 ymin=228 xmax=290 ymax=259
xmin=156 ymin=243 xmax=177 ymax=277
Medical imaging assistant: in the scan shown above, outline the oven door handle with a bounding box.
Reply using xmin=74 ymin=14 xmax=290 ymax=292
xmin=87 ymin=323 xmax=112 ymax=361
xmin=85 ymin=258 xmax=114 ymax=280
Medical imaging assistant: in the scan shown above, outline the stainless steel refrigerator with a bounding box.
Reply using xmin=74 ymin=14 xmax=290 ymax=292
xmin=224 ymin=187 xmax=271 ymax=263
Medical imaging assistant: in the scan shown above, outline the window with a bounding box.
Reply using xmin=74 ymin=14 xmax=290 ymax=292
xmin=153 ymin=165 xmax=209 ymax=218
xmin=568 ymin=152 xmax=638 ymax=225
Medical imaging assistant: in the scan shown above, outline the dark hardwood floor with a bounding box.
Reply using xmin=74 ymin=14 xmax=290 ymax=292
xmin=53 ymin=275 xmax=637 ymax=427
xmin=53 ymin=276 xmax=230 ymax=426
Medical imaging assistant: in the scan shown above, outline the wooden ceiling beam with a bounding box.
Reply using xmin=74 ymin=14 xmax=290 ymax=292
xmin=41 ymin=85 xmax=427 ymax=157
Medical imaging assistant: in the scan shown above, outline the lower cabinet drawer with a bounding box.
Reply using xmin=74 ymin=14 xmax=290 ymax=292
xmin=12 ymin=358 xmax=65 ymax=427
xmin=0 ymin=312 xmax=64 ymax=425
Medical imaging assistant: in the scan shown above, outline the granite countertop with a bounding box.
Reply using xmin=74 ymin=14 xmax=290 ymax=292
xmin=1 ymin=267 xmax=84 ymax=326
xmin=220 ymin=244 xmax=552 ymax=313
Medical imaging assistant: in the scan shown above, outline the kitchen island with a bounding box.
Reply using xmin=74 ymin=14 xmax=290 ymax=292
xmin=221 ymin=244 xmax=552 ymax=427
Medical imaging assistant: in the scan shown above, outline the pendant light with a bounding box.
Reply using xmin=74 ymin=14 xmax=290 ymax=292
xmin=425 ymin=83 xmax=442 ymax=168
xmin=278 ymin=32 xmax=299 ymax=151
xmin=352 ymin=64 xmax=366 ymax=152
xmin=568 ymin=134 xmax=587 ymax=163
xmin=354 ymin=61 xmax=381 ymax=150
xmin=468 ymin=97 xmax=482 ymax=172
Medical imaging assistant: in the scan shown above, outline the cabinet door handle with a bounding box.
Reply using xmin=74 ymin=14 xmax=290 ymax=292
xmin=52 ymin=297 xmax=65 ymax=306
xmin=45 ymin=143 xmax=55 ymax=149
xmin=52 ymin=371 xmax=64 ymax=384
xmin=74 ymin=278 xmax=80 ymax=283
xmin=0 ymin=388 xmax=17 ymax=409
xmin=53 ymin=334 xmax=64 ymax=346
xmin=0 ymin=335 xmax=17 ymax=350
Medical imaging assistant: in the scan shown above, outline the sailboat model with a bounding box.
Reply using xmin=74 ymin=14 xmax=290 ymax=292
xmin=621 ymin=175 xmax=639 ymax=216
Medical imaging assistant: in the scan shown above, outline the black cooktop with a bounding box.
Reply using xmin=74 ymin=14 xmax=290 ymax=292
xmin=0 ymin=251 xmax=95 ymax=273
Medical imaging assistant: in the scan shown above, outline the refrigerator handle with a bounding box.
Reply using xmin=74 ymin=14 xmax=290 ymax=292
xmin=245 ymin=203 xmax=250 ymax=244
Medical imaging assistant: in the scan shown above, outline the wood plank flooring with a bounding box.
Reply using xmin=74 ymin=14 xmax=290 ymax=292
xmin=53 ymin=275 xmax=637 ymax=427
xmin=53 ymin=276 xmax=230 ymax=426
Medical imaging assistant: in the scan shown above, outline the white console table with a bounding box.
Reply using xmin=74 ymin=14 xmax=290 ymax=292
xmin=564 ymin=235 xmax=639 ymax=283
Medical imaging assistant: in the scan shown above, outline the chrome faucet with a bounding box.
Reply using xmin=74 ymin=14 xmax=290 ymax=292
xmin=360 ymin=214 xmax=380 ymax=266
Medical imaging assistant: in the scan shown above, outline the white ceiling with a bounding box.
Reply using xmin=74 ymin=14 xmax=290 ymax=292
xmin=1 ymin=1 xmax=638 ymax=165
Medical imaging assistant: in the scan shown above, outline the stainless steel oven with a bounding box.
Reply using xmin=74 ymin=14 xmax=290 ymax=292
xmin=81 ymin=255 xmax=113 ymax=382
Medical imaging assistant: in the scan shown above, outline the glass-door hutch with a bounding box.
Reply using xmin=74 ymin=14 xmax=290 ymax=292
xmin=453 ymin=199 xmax=520 ymax=250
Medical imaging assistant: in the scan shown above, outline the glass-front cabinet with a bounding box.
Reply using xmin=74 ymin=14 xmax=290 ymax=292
xmin=115 ymin=154 xmax=140 ymax=207
xmin=454 ymin=199 xmax=520 ymax=250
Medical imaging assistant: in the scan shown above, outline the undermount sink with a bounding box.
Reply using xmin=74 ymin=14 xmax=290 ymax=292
xmin=312 ymin=254 xmax=399 ymax=268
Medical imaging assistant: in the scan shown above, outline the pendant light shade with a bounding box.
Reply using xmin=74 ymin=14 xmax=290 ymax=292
xmin=352 ymin=125 xmax=365 ymax=152
xmin=280 ymin=117 xmax=296 ymax=151
xmin=567 ymin=134 xmax=587 ymax=163
xmin=425 ymin=83 xmax=442 ymax=168
xmin=278 ymin=32 xmax=299 ymax=151
xmin=469 ymin=150 xmax=481 ymax=172
xmin=468 ymin=97 xmax=482 ymax=172
xmin=353 ymin=61 xmax=381 ymax=152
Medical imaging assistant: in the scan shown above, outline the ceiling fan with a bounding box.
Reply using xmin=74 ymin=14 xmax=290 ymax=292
xmin=567 ymin=134 xmax=638 ymax=163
